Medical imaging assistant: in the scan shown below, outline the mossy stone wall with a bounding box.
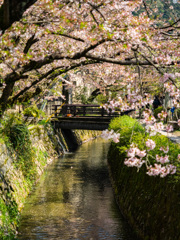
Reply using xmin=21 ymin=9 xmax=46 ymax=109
xmin=108 ymin=143 xmax=180 ymax=240
xmin=75 ymin=130 xmax=101 ymax=143
xmin=0 ymin=125 xmax=58 ymax=239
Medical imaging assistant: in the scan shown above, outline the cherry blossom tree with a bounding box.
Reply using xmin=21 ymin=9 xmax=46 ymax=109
xmin=0 ymin=0 xmax=179 ymax=117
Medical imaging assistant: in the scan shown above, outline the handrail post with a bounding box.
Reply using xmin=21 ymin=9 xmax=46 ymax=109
xmin=83 ymin=106 xmax=86 ymax=116
xmin=55 ymin=106 xmax=58 ymax=117
xmin=101 ymin=107 xmax=104 ymax=117
xmin=74 ymin=105 xmax=76 ymax=116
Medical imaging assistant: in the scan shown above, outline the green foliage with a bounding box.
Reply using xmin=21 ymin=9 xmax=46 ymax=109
xmin=108 ymin=116 xmax=180 ymax=240
xmin=109 ymin=115 xmax=180 ymax=179
xmin=134 ymin=0 xmax=180 ymax=23
xmin=33 ymin=147 xmax=48 ymax=167
xmin=0 ymin=113 xmax=23 ymax=146
xmin=38 ymin=119 xmax=48 ymax=126
xmin=7 ymin=124 xmax=37 ymax=183
xmin=0 ymin=197 xmax=19 ymax=240
xmin=96 ymin=94 xmax=109 ymax=104
xmin=153 ymin=106 xmax=163 ymax=119
xmin=151 ymin=134 xmax=180 ymax=166
xmin=73 ymin=86 xmax=90 ymax=104
xmin=109 ymin=115 xmax=144 ymax=133
xmin=0 ymin=113 xmax=37 ymax=184
xmin=0 ymin=113 xmax=55 ymax=239
xmin=23 ymin=104 xmax=44 ymax=118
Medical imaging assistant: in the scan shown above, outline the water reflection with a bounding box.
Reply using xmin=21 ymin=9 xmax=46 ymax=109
xmin=17 ymin=139 xmax=138 ymax=240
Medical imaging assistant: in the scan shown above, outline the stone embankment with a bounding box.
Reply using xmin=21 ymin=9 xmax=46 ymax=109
xmin=0 ymin=125 xmax=59 ymax=238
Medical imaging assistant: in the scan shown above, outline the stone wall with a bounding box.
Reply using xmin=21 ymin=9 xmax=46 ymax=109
xmin=108 ymin=143 xmax=180 ymax=240
xmin=0 ymin=124 xmax=59 ymax=238
xmin=75 ymin=129 xmax=101 ymax=143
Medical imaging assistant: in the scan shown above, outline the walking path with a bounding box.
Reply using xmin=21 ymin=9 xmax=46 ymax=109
xmin=159 ymin=130 xmax=180 ymax=144
xmin=139 ymin=119 xmax=180 ymax=145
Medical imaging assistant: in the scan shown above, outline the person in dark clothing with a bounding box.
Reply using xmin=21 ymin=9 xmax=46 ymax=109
xmin=153 ymin=96 xmax=161 ymax=109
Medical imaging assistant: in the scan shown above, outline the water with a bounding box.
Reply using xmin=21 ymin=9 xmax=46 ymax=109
xmin=17 ymin=139 xmax=139 ymax=240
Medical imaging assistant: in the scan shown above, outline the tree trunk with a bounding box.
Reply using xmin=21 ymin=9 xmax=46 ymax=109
xmin=0 ymin=0 xmax=37 ymax=31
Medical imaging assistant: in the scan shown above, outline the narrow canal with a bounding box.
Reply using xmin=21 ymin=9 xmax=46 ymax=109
xmin=17 ymin=139 xmax=138 ymax=240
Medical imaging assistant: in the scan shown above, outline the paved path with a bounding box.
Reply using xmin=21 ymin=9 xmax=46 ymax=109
xmin=159 ymin=130 xmax=180 ymax=144
xmin=139 ymin=120 xmax=180 ymax=145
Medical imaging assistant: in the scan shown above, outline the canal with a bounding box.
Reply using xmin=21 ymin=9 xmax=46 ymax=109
xmin=17 ymin=139 xmax=139 ymax=240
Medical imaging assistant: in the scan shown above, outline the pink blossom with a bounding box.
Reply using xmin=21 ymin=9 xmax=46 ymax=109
xmin=157 ymin=111 xmax=167 ymax=120
xmin=167 ymin=164 xmax=176 ymax=175
xmin=146 ymin=164 xmax=164 ymax=176
xmin=156 ymin=154 xmax=169 ymax=164
xmin=145 ymin=125 xmax=157 ymax=136
xmin=127 ymin=148 xmax=136 ymax=158
xmin=146 ymin=139 xmax=156 ymax=150
xmin=178 ymin=119 xmax=180 ymax=127
xmin=160 ymin=146 xmax=169 ymax=153
xmin=101 ymin=129 xmax=120 ymax=143
xmin=145 ymin=122 xmax=164 ymax=136
xmin=112 ymin=133 xmax=120 ymax=143
xmin=154 ymin=122 xmax=164 ymax=131
xmin=146 ymin=163 xmax=176 ymax=177
xmin=124 ymin=157 xmax=145 ymax=168
xmin=135 ymin=148 xmax=146 ymax=158
xmin=166 ymin=124 xmax=174 ymax=132
xmin=127 ymin=146 xmax=146 ymax=158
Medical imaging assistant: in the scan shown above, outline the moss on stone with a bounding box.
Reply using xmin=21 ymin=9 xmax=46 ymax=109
xmin=0 ymin=123 xmax=59 ymax=238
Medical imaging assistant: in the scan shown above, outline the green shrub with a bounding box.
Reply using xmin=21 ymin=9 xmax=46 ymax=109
xmin=109 ymin=115 xmax=144 ymax=133
xmin=23 ymin=104 xmax=44 ymax=118
xmin=96 ymin=94 xmax=109 ymax=104
xmin=153 ymin=106 xmax=163 ymax=119
xmin=109 ymin=115 xmax=180 ymax=179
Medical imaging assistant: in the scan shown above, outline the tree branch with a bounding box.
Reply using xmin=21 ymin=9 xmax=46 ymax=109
xmin=85 ymin=53 xmax=150 ymax=66
xmin=51 ymin=32 xmax=85 ymax=42
xmin=155 ymin=18 xmax=180 ymax=30
xmin=137 ymin=50 xmax=178 ymax=87
xmin=23 ymin=34 xmax=39 ymax=54
xmin=10 ymin=59 xmax=100 ymax=105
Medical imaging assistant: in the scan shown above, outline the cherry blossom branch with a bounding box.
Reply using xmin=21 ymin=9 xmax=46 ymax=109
xmin=4 ymin=39 xmax=111 ymax=85
xmin=23 ymin=34 xmax=39 ymax=54
xmin=142 ymin=0 xmax=150 ymax=19
xmin=137 ymin=50 xmax=178 ymax=88
xmin=51 ymin=32 xmax=85 ymax=42
xmin=156 ymin=18 xmax=180 ymax=29
xmin=10 ymin=59 xmax=100 ymax=105
xmin=88 ymin=2 xmax=105 ymax=23
xmin=161 ymin=31 xmax=180 ymax=38
xmin=85 ymin=53 xmax=150 ymax=66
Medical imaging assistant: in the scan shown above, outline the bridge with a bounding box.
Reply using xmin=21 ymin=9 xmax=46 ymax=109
xmin=50 ymin=104 xmax=133 ymax=131
xmin=49 ymin=103 xmax=133 ymax=151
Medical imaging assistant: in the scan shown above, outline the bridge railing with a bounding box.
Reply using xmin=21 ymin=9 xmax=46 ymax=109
xmin=52 ymin=104 xmax=120 ymax=118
